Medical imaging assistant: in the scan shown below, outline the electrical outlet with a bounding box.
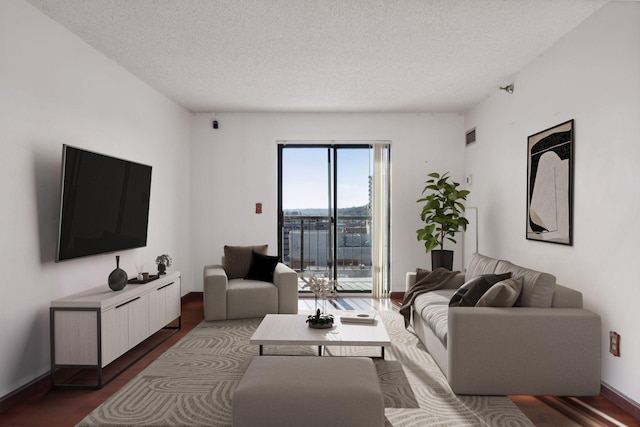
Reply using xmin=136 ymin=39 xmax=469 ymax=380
xmin=609 ymin=331 xmax=620 ymax=357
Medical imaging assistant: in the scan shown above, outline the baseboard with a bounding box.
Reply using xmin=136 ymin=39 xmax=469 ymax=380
xmin=0 ymin=291 xmax=201 ymax=415
xmin=183 ymin=291 xmax=203 ymax=301
xmin=601 ymin=382 xmax=640 ymax=421
xmin=536 ymin=396 xmax=615 ymax=426
xmin=0 ymin=371 xmax=50 ymax=414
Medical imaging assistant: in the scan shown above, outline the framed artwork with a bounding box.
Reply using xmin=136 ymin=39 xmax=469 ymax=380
xmin=526 ymin=119 xmax=574 ymax=245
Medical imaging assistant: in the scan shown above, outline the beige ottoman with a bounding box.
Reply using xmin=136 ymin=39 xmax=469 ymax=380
xmin=233 ymin=356 xmax=384 ymax=427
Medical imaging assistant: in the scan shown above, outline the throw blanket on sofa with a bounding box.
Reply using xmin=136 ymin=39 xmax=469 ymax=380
xmin=400 ymin=267 xmax=460 ymax=328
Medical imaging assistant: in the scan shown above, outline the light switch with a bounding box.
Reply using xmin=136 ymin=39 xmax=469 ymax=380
xmin=255 ymin=203 xmax=262 ymax=214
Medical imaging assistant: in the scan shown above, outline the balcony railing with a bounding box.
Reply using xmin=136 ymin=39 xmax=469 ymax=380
xmin=282 ymin=214 xmax=373 ymax=292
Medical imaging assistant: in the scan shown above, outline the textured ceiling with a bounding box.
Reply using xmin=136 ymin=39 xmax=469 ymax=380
xmin=26 ymin=0 xmax=608 ymax=113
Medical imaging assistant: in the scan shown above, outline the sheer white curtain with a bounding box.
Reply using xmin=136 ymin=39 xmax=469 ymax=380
xmin=371 ymin=144 xmax=390 ymax=298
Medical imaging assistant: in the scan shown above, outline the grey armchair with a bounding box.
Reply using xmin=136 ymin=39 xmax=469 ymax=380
xmin=203 ymin=245 xmax=299 ymax=321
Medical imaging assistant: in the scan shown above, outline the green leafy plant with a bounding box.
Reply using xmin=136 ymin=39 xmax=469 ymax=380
xmin=416 ymin=172 xmax=470 ymax=253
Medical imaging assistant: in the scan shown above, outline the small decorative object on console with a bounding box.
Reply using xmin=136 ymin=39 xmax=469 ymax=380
xmin=135 ymin=262 xmax=145 ymax=280
xmin=127 ymin=273 xmax=160 ymax=284
xmin=108 ymin=255 xmax=127 ymax=291
xmin=155 ymin=254 xmax=172 ymax=275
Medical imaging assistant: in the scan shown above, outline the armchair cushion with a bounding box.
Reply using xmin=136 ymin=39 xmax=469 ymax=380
xmin=245 ymin=251 xmax=280 ymax=282
xmin=223 ymin=245 xmax=268 ymax=279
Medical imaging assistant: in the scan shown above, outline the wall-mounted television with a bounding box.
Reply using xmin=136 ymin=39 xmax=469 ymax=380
xmin=56 ymin=145 xmax=152 ymax=262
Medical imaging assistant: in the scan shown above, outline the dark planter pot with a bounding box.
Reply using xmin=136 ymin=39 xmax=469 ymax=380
xmin=308 ymin=320 xmax=334 ymax=329
xmin=431 ymin=250 xmax=454 ymax=271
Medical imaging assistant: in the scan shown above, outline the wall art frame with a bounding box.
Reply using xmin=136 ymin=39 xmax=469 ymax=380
xmin=526 ymin=119 xmax=574 ymax=245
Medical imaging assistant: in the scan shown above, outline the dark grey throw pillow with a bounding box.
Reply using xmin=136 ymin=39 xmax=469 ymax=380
xmin=449 ymin=275 xmax=483 ymax=307
xmin=450 ymin=273 xmax=512 ymax=307
xmin=244 ymin=251 xmax=280 ymax=282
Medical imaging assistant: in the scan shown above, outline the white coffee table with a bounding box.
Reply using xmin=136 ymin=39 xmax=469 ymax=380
xmin=249 ymin=313 xmax=392 ymax=359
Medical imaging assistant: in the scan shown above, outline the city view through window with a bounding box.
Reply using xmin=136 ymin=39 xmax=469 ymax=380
xmin=280 ymin=146 xmax=373 ymax=293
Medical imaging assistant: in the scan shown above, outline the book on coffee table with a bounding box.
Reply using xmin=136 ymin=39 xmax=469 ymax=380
xmin=340 ymin=312 xmax=377 ymax=324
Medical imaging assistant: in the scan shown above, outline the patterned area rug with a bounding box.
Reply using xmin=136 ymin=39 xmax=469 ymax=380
xmin=78 ymin=310 xmax=533 ymax=426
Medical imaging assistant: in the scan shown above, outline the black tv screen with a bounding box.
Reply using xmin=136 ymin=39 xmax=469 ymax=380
xmin=56 ymin=145 xmax=152 ymax=262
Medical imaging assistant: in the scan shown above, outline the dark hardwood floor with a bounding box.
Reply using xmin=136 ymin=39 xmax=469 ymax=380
xmin=0 ymin=293 xmax=637 ymax=426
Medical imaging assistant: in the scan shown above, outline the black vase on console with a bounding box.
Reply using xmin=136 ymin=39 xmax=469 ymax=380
xmin=108 ymin=255 xmax=128 ymax=291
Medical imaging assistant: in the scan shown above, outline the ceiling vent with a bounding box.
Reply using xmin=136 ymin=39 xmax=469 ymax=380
xmin=465 ymin=128 xmax=476 ymax=145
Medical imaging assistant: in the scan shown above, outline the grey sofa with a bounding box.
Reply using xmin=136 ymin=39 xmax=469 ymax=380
xmin=407 ymin=253 xmax=601 ymax=396
xmin=204 ymin=245 xmax=298 ymax=321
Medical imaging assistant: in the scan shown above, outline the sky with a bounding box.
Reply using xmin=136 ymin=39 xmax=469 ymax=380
xmin=282 ymin=147 xmax=371 ymax=210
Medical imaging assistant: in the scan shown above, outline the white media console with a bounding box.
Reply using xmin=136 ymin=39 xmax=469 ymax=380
xmin=50 ymin=271 xmax=181 ymax=388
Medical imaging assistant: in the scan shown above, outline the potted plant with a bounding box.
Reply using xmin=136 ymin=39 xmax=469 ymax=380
xmin=302 ymin=276 xmax=337 ymax=328
xmin=155 ymin=254 xmax=172 ymax=275
xmin=306 ymin=309 xmax=335 ymax=329
xmin=416 ymin=172 xmax=470 ymax=270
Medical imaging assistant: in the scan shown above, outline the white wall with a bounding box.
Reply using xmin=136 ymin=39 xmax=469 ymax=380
xmin=464 ymin=2 xmax=640 ymax=403
xmin=190 ymin=113 xmax=466 ymax=293
xmin=0 ymin=0 xmax=192 ymax=398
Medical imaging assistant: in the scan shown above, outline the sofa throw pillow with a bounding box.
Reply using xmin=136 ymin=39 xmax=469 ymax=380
xmin=223 ymin=245 xmax=268 ymax=279
xmin=450 ymin=273 xmax=512 ymax=307
xmin=244 ymin=251 xmax=280 ymax=282
xmin=476 ymin=278 xmax=523 ymax=307
xmin=449 ymin=275 xmax=482 ymax=307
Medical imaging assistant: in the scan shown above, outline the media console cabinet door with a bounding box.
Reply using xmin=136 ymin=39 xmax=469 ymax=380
xmin=149 ymin=278 xmax=181 ymax=331
xmin=102 ymin=306 xmax=128 ymax=367
xmin=166 ymin=278 xmax=181 ymax=322
xmin=101 ymin=293 xmax=151 ymax=366
xmin=53 ymin=310 xmax=99 ymax=365
xmin=127 ymin=294 xmax=150 ymax=348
